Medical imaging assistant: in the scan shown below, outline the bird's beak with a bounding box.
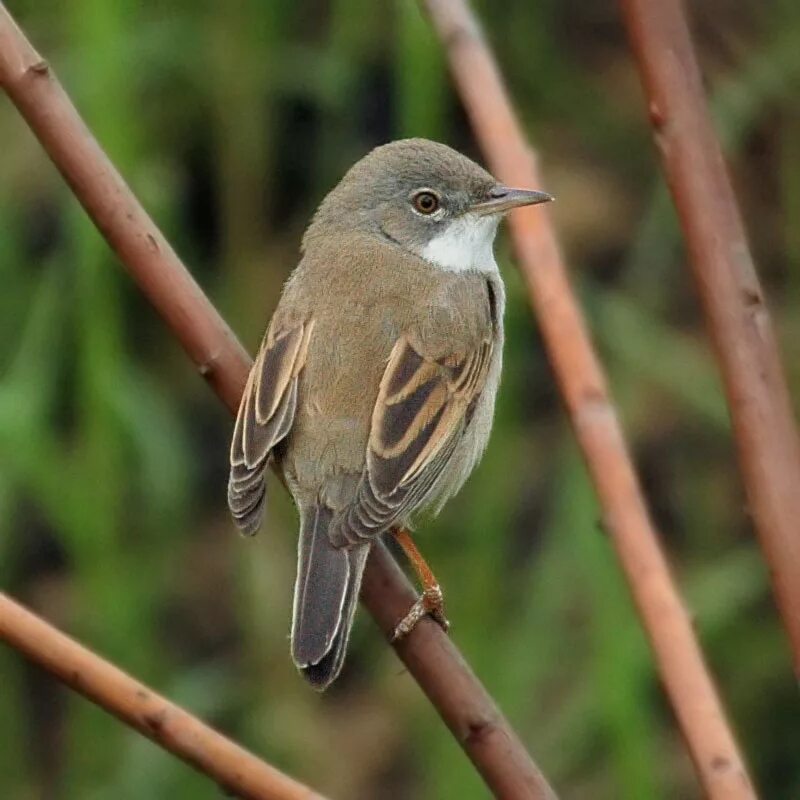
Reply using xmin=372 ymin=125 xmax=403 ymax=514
xmin=470 ymin=185 xmax=553 ymax=216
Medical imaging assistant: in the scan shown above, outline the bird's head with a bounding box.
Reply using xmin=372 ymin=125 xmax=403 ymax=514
xmin=304 ymin=138 xmax=552 ymax=272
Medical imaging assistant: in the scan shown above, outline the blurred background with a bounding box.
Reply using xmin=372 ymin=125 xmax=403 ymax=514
xmin=1 ymin=1 xmax=799 ymax=797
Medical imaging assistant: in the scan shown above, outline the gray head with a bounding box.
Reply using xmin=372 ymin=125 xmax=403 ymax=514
xmin=304 ymin=138 xmax=551 ymax=272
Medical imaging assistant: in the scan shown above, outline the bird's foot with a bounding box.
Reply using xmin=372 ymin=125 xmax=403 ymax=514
xmin=391 ymin=583 xmax=450 ymax=641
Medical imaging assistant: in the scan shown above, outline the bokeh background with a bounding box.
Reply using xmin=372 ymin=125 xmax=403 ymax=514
xmin=1 ymin=1 xmax=799 ymax=798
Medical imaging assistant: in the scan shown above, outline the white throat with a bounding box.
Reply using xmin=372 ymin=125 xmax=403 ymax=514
xmin=420 ymin=213 xmax=500 ymax=274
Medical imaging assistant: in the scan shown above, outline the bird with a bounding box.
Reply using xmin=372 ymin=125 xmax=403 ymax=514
xmin=227 ymin=138 xmax=551 ymax=689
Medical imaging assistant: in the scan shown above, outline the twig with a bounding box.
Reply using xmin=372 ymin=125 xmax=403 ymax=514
xmin=619 ymin=0 xmax=800 ymax=677
xmin=0 ymin=5 xmax=557 ymax=798
xmin=0 ymin=9 xmax=249 ymax=414
xmin=361 ymin=544 xmax=556 ymax=799
xmin=0 ymin=594 xmax=325 ymax=800
xmin=421 ymin=1 xmax=757 ymax=798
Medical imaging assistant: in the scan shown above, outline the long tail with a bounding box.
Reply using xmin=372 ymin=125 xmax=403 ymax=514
xmin=291 ymin=504 xmax=369 ymax=690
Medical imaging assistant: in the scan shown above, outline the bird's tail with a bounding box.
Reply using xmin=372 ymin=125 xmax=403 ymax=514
xmin=291 ymin=503 xmax=369 ymax=690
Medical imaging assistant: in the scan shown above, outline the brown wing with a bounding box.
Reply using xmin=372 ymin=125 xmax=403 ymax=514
xmin=228 ymin=320 xmax=313 ymax=534
xmin=332 ymin=334 xmax=493 ymax=544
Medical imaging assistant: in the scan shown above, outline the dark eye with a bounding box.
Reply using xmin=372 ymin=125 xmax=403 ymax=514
xmin=412 ymin=190 xmax=440 ymax=215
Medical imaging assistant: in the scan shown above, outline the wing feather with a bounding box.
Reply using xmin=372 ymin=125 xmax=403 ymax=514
xmin=228 ymin=321 xmax=312 ymax=534
xmin=332 ymin=334 xmax=492 ymax=544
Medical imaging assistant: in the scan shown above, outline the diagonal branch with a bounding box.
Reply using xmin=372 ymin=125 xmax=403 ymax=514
xmin=619 ymin=0 xmax=800 ymax=678
xmin=0 ymin=594 xmax=325 ymax=800
xmin=420 ymin=1 xmax=757 ymax=798
xmin=361 ymin=544 xmax=556 ymax=799
xmin=0 ymin=5 xmax=556 ymax=799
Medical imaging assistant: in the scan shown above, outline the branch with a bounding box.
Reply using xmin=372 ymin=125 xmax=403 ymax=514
xmin=0 ymin=594 xmax=325 ymax=800
xmin=421 ymin=1 xmax=757 ymax=798
xmin=618 ymin=0 xmax=800 ymax=678
xmin=361 ymin=544 xmax=556 ymax=799
xmin=0 ymin=5 xmax=556 ymax=799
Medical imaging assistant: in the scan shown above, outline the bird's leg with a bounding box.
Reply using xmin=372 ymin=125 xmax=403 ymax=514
xmin=391 ymin=528 xmax=450 ymax=641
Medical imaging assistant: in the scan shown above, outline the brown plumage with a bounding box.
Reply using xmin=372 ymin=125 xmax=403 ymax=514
xmin=227 ymin=139 xmax=551 ymax=688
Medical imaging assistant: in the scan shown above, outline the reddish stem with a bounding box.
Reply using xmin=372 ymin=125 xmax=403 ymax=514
xmin=422 ymin=1 xmax=757 ymax=797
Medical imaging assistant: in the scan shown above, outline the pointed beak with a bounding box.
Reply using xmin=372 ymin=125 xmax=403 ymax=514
xmin=470 ymin=185 xmax=553 ymax=216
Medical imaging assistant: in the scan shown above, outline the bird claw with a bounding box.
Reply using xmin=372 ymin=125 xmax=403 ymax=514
xmin=391 ymin=584 xmax=450 ymax=641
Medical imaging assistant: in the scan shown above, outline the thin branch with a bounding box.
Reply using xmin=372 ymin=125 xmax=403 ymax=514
xmin=361 ymin=544 xmax=556 ymax=799
xmin=0 ymin=594 xmax=325 ymax=800
xmin=0 ymin=9 xmax=249 ymax=414
xmin=420 ymin=1 xmax=757 ymax=798
xmin=0 ymin=5 xmax=556 ymax=799
xmin=619 ymin=0 xmax=800 ymax=677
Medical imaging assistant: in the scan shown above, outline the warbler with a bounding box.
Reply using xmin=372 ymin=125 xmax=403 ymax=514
xmin=228 ymin=138 xmax=551 ymax=689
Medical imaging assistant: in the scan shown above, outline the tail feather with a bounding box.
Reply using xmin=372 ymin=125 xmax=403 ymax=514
xmin=291 ymin=504 xmax=369 ymax=690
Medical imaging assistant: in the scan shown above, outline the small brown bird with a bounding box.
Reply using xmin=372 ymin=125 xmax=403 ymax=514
xmin=228 ymin=138 xmax=551 ymax=689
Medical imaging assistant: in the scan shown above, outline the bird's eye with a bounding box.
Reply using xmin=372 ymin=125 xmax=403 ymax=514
xmin=412 ymin=190 xmax=440 ymax=215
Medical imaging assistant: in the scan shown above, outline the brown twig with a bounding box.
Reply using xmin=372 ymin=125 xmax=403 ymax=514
xmin=619 ymin=0 xmax=800 ymax=678
xmin=361 ymin=544 xmax=556 ymax=799
xmin=421 ymin=1 xmax=757 ymax=797
xmin=0 ymin=5 xmax=556 ymax=799
xmin=0 ymin=9 xmax=249 ymax=414
xmin=0 ymin=594 xmax=325 ymax=800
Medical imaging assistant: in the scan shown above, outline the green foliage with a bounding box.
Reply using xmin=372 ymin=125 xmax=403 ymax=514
xmin=1 ymin=2 xmax=799 ymax=798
